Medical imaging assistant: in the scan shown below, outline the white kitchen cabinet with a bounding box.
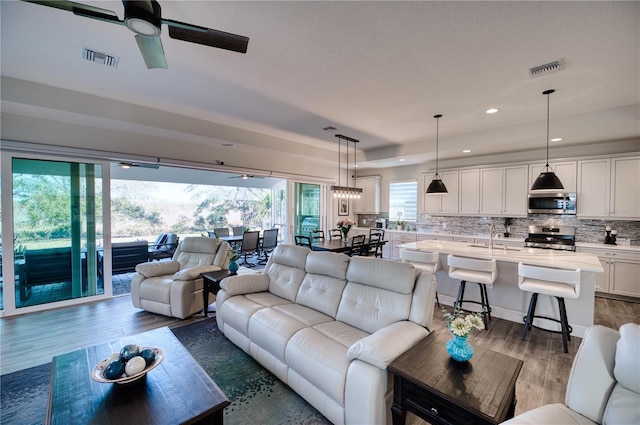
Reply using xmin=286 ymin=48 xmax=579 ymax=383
xmin=502 ymin=165 xmax=528 ymax=216
xmin=577 ymin=246 xmax=640 ymax=298
xmin=354 ymin=177 xmax=381 ymax=214
xmin=478 ymin=165 xmax=528 ymax=217
xmin=610 ymin=157 xmax=640 ymax=218
xmin=529 ymin=161 xmax=577 ymax=192
xmin=577 ymin=159 xmax=610 ymax=218
xmin=577 ymin=156 xmax=639 ymax=219
xmin=480 ymin=168 xmax=503 ymax=215
xmin=424 ymin=171 xmax=459 ymax=214
xmin=459 ymin=169 xmax=480 ymax=215
xmin=390 ymin=232 xmax=417 ymax=260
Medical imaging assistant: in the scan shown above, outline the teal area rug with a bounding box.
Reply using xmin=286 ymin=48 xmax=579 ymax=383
xmin=0 ymin=318 xmax=331 ymax=425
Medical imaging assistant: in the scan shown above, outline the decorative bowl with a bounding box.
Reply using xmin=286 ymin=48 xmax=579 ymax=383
xmin=91 ymin=347 xmax=164 ymax=384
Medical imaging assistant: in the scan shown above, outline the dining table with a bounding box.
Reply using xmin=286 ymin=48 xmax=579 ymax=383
xmin=311 ymin=238 xmax=387 ymax=255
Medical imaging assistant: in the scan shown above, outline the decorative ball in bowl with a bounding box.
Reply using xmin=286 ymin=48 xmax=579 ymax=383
xmin=91 ymin=344 xmax=164 ymax=384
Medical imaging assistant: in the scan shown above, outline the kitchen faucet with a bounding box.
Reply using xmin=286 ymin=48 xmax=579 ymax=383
xmin=489 ymin=224 xmax=496 ymax=250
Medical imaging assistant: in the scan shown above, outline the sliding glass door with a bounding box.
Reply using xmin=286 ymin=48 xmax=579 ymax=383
xmin=10 ymin=157 xmax=103 ymax=309
xmin=293 ymin=182 xmax=325 ymax=237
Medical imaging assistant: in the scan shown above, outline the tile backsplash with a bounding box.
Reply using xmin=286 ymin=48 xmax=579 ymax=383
xmin=357 ymin=214 xmax=640 ymax=245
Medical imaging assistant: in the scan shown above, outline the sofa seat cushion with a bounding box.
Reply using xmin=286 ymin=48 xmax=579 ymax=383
xmin=219 ymin=296 xmax=270 ymax=337
xmin=501 ymin=403 xmax=597 ymax=425
xmin=138 ymin=275 xmax=176 ymax=303
xmin=286 ymin=325 xmax=359 ymax=407
xmin=244 ymin=291 xmax=292 ymax=308
xmin=273 ymin=303 xmax=335 ymax=327
xmin=603 ymin=384 xmax=640 ymax=425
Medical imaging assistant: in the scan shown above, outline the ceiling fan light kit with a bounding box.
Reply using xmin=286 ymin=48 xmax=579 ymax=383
xmin=22 ymin=0 xmax=249 ymax=69
xmin=426 ymin=114 xmax=448 ymax=194
xmin=331 ymin=135 xmax=362 ymax=199
xmin=531 ymin=89 xmax=565 ymax=191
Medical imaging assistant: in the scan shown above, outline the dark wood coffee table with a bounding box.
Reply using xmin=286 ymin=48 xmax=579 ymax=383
xmin=202 ymin=269 xmax=235 ymax=316
xmin=388 ymin=330 xmax=523 ymax=425
xmin=46 ymin=327 xmax=230 ymax=425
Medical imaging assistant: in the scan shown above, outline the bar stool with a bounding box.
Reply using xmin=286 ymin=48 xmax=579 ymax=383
xmin=399 ymin=249 xmax=441 ymax=307
xmin=447 ymin=255 xmax=497 ymax=329
xmin=518 ymin=263 xmax=581 ymax=353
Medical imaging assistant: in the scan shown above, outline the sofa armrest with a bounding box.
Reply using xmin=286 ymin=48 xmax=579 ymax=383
xmin=172 ymin=265 xmax=222 ymax=281
xmin=135 ymin=260 xmax=180 ymax=278
xmin=347 ymin=321 xmax=429 ymax=369
xmin=220 ymin=273 xmax=270 ymax=296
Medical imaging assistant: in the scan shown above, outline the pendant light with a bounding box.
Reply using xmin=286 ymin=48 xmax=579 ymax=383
xmin=426 ymin=114 xmax=448 ymax=194
xmin=330 ymin=134 xmax=362 ymax=198
xmin=531 ymin=89 xmax=564 ymax=191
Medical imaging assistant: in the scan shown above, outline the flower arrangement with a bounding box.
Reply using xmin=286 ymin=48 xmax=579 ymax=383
xmin=336 ymin=218 xmax=356 ymax=230
xmin=442 ymin=307 xmax=485 ymax=338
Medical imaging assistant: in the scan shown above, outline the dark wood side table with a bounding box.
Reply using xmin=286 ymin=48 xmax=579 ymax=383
xmin=47 ymin=327 xmax=230 ymax=425
xmin=202 ymin=269 xmax=234 ymax=316
xmin=388 ymin=330 xmax=523 ymax=425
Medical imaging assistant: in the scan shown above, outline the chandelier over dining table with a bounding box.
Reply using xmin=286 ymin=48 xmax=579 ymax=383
xmin=331 ymin=134 xmax=363 ymax=199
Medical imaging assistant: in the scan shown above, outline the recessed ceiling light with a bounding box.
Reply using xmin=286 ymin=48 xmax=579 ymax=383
xmin=485 ymin=108 xmax=499 ymax=114
xmin=550 ymin=137 xmax=563 ymax=142
xmin=462 ymin=149 xmax=471 ymax=153
xmin=398 ymin=158 xmax=406 ymax=162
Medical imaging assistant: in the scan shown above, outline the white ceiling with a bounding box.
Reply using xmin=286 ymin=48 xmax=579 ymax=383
xmin=1 ymin=0 xmax=639 ymax=170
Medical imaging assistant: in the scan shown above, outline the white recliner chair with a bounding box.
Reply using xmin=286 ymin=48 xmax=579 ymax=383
xmin=131 ymin=236 xmax=231 ymax=319
xmin=501 ymin=323 xmax=640 ymax=425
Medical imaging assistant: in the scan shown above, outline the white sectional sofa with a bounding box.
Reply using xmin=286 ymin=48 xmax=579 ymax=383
xmin=215 ymin=244 xmax=437 ymax=425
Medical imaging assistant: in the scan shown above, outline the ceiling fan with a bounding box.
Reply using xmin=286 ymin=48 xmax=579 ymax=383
xmin=22 ymin=0 xmax=249 ymax=69
xmin=227 ymin=174 xmax=265 ymax=180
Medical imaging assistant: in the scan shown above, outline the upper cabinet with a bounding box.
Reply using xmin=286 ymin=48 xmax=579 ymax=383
xmin=458 ymin=165 xmax=528 ymax=217
xmin=459 ymin=169 xmax=480 ymax=215
xmin=578 ymin=156 xmax=639 ymax=219
xmin=354 ymin=176 xmax=381 ymax=214
xmin=424 ymin=171 xmax=459 ymax=214
xmin=529 ymin=161 xmax=577 ymax=192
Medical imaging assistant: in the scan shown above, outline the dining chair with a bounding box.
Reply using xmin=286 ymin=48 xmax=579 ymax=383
xmin=311 ymin=230 xmax=325 ymax=242
xmin=213 ymin=227 xmax=230 ymax=237
xmin=363 ymin=232 xmax=383 ymax=258
xmin=232 ymin=226 xmax=246 ymax=236
xmin=238 ymin=230 xmax=260 ymax=267
xmin=348 ymin=234 xmax=366 ymax=256
xmin=259 ymin=228 xmax=279 ymax=264
xmin=369 ymin=228 xmax=385 ymax=240
xmin=329 ymin=229 xmax=342 ymax=240
xmin=295 ymin=235 xmax=312 ymax=248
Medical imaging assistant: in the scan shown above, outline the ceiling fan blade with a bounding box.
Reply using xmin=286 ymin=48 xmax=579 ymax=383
xmin=22 ymin=0 xmax=124 ymax=25
xmin=132 ymin=0 xmax=155 ymax=14
xmin=165 ymin=20 xmax=249 ymax=54
xmin=135 ymin=35 xmax=168 ymax=69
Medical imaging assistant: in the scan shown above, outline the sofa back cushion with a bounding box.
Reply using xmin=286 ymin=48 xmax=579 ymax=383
xmin=336 ymin=257 xmax=417 ymax=334
xmin=174 ymin=237 xmax=227 ymax=269
xmin=296 ymin=252 xmax=349 ymax=318
xmin=265 ymin=244 xmax=310 ymax=302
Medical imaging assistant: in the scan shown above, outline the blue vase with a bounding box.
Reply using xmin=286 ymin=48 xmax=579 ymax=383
xmin=446 ymin=335 xmax=474 ymax=362
xmin=228 ymin=260 xmax=239 ymax=273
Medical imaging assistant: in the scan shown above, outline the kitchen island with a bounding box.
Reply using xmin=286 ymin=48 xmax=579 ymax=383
xmin=399 ymin=239 xmax=604 ymax=337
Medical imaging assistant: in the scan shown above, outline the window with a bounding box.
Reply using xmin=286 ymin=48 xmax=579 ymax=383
xmin=389 ymin=180 xmax=417 ymax=221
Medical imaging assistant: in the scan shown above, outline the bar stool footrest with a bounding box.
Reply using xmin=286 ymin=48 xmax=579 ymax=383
xmin=522 ymin=314 xmax=573 ymax=336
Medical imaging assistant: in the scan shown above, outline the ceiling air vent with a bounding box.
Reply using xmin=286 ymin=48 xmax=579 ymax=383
xmin=82 ymin=47 xmax=119 ymax=68
xmin=529 ymin=60 xmax=561 ymax=77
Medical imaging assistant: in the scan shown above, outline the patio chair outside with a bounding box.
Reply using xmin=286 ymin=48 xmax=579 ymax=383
xmin=238 ymin=230 xmax=260 ymax=267
xmin=213 ymin=227 xmax=230 ymax=237
xmin=259 ymin=228 xmax=279 ymax=264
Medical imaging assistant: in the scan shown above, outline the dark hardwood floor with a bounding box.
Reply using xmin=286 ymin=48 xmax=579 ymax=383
xmin=0 ymin=294 xmax=638 ymax=418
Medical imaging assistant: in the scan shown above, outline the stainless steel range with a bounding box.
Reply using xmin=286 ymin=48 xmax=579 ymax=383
xmin=524 ymin=225 xmax=576 ymax=251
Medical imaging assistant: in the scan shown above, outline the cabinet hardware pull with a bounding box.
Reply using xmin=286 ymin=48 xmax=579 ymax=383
xmin=430 ymin=407 xmax=438 ymax=415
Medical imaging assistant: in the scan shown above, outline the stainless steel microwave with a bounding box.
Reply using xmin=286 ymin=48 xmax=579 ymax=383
xmin=528 ymin=192 xmax=577 ymax=214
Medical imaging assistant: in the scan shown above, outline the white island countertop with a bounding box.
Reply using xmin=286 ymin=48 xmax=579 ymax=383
xmin=399 ymin=239 xmax=604 ymax=273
